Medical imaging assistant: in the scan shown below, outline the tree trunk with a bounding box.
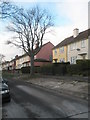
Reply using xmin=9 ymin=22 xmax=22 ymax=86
xmin=30 ymin=54 xmax=34 ymax=76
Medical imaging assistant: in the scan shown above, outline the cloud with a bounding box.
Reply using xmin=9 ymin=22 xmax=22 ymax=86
xmin=44 ymin=0 xmax=89 ymax=45
xmin=12 ymin=0 xmax=61 ymax=2
xmin=0 ymin=32 xmax=23 ymax=60
xmin=56 ymin=0 xmax=88 ymax=30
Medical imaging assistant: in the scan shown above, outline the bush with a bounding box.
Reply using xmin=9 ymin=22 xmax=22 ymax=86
xmin=21 ymin=60 xmax=90 ymax=76
xmin=67 ymin=64 xmax=81 ymax=75
xmin=37 ymin=62 xmax=70 ymax=75
xmin=67 ymin=60 xmax=90 ymax=76
xmin=40 ymin=64 xmax=53 ymax=75
xmin=21 ymin=66 xmax=30 ymax=73
xmin=76 ymin=59 xmax=90 ymax=70
xmin=53 ymin=62 xmax=70 ymax=75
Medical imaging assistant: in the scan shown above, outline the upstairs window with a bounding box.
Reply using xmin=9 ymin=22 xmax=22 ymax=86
xmin=60 ymin=47 xmax=64 ymax=53
xmin=81 ymin=40 xmax=85 ymax=48
xmin=70 ymin=43 xmax=76 ymax=50
xmin=54 ymin=49 xmax=57 ymax=55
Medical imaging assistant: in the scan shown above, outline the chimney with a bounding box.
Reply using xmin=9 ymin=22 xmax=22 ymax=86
xmin=73 ymin=28 xmax=79 ymax=38
xmin=15 ymin=55 xmax=18 ymax=59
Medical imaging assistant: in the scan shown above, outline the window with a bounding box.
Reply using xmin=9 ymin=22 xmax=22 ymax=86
xmin=49 ymin=55 xmax=52 ymax=61
xmin=60 ymin=58 xmax=65 ymax=63
xmin=60 ymin=47 xmax=64 ymax=53
xmin=70 ymin=43 xmax=76 ymax=50
xmin=71 ymin=56 xmax=77 ymax=64
xmin=54 ymin=50 xmax=57 ymax=55
xmin=81 ymin=40 xmax=85 ymax=48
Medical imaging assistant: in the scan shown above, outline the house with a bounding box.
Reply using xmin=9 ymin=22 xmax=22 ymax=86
xmin=2 ymin=57 xmax=16 ymax=71
xmin=2 ymin=41 xmax=54 ymax=70
xmin=68 ymin=28 xmax=90 ymax=64
xmin=2 ymin=61 xmax=10 ymax=70
xmin=15 ymin=54 xmax=30 ymax=69
xmin=53 ymin=28 xmax=90 ymax=64
xmin=52 ymin=45 xmax=67 ymax=63
xmin=34 ymin=42 xmax=54 ymax=66
xmin=9 ymin=58 xmax=16 ymax=70
xmin=15 ymin=41 xmax=54 ymax=69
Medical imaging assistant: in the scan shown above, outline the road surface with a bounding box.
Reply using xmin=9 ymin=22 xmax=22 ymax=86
xmin=2 ymin=79 xmax=89 ymax=119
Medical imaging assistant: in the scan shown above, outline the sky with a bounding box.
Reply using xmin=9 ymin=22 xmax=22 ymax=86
xmin=0 ymin=0 xmax=89 ymax=61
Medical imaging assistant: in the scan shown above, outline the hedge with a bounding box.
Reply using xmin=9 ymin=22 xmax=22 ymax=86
xmin=21 ymin=66 xmax=30 ymax=73
xmin=21 ymin=60 xmax=90 ymax=76
xmin=76 ymin=59 xmax=90 ymax=70
xmin=36 ymin=62 xmax=70 ymax=75
xmin=67 ymin=60 xmax=90 ymax=76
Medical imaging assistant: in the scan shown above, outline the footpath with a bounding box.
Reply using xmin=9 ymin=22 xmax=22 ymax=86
xmin=26 ymin=75 xmax=89 ymax=100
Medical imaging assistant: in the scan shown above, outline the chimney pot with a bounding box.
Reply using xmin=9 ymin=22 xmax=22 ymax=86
xmin=73 ymin=28 xmax=79 ymax=38
xmin=15 ymin=55 xmax=18 ymax=59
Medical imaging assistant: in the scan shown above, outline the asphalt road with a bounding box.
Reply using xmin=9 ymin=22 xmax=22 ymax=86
xmin=2 ymin=79 xmax=89 ymax=119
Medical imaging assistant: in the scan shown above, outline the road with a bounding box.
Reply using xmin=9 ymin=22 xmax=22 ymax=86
xmin=2 ymin=79 xmax=89 ymax=119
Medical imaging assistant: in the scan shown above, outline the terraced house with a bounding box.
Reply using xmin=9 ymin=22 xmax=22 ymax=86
xmin=53 ymin=28 xmax=90 ymax=64
xmin=2 ymin=42 xmax=54 ymax=71
xmin=52 ymin=43 xmax=67 ymax=63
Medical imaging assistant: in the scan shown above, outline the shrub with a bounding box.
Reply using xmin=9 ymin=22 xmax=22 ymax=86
xmin=53 ymin=62 xmax=70 ymax=75
xmin=67 ymin=64 xmax=81 ymax=75
xmin=67 ymin=60 xmax=90 ymax=76
xmin=40 ymin=64 xmax=53 ymax=75
xmin=38 ymin=62 xmax=70 ymax=75
xmin=76 ymin=59 xmax=90 ymax=70
xmin=21 ymin=66 xmax=30 ymax=73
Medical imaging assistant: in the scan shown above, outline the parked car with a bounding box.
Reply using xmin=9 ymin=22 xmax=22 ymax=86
xmin=0 ymin=79 xmax=11 ymax=102
xmin=2 ymin=79 xmax=8 ymax=84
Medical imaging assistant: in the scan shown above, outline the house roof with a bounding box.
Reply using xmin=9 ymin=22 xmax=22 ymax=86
xmin=53 ymin=29 xmax=90 ymax=50
xmin=2 ymin=61 xmax=10 ymax=65
xmin=15 ymin=54 xmax=27 ymax=60
xmin=42 ymin=41 xmax=54 ymax=47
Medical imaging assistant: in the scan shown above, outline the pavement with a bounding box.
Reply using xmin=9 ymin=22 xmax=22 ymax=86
xmin=25 ymin=75 xmax=89 ymax=100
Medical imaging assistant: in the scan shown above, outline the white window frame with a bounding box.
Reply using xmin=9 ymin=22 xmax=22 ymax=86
xmin=71 ymin=56 xmax=77 ymax=64
xmin=81 ymin=40 xmax=85 ymax=48
xmin=70 ymin=43 xmax=76 ymax=51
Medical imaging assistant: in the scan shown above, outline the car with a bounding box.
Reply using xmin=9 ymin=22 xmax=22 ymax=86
xmin=0 ymin=79 xmax=11 ymax=103
xmin=2 ymin=79 xmax=8 ymax=84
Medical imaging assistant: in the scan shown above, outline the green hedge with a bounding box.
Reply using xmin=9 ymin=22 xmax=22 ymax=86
xmin=36 ymin=62 xmax=70 ymax=75
xmin=21 ymin=66 xmax=41 ymax=74
xmin=67 ymin=64 xmax=82 ymax=75
xmin=21 ymin=66 xmax=30 ymax=73
xmin=52 ymin=62 xmax=70 ymax=75
xmin=36 ymin=64 xmax=53 ymax=75
xmin=21 ymin=60 xmax=90 ymax=76
xmin=67 ymin=60 xmax=90 ymax=76
xmin=76 ymin=59 xmax=90 ymax=70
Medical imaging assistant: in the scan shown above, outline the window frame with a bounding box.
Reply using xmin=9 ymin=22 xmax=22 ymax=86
xmin=70 ymin=43 xmax=76 ymax=51
xmin=54 ymin=49 xmax=57 ymax=55
xmin=81 ymin=40 xmax=85 ymax=48
xmin=60 ymin=47 xmax=64 ymax=53
xmin=71 ymin=56 xmax=77 ymax=64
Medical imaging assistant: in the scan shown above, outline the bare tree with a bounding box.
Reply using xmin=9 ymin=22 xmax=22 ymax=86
xmin=0 ymin=1 xmax=54 ymax=76
xmin=0 ymin=1 xmax=19 ymax=18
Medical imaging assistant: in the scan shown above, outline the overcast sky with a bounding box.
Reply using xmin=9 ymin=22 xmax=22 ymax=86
xmin=0 ymin=0 xmax=89 ymax=61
